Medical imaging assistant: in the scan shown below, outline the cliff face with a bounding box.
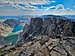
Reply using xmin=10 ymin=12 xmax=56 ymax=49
xmin=16 ymin=16 xmax=75 ymax=56
xmin=17 ymin=15 xmax=75 ymax=43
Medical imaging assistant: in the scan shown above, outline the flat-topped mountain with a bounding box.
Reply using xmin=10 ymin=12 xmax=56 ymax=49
xmin=17 ymin=15 xmax=75 ymax=43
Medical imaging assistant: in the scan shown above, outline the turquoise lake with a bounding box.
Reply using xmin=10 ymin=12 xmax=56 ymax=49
xmin=12 ymin=24 xmax=23 ymax=32
xmin=5 ymin=24 xmax=23 ymax=44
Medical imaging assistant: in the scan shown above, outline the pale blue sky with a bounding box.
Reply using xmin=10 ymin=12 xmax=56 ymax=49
xmin=0 ymin=0 xmax=75 ymax=16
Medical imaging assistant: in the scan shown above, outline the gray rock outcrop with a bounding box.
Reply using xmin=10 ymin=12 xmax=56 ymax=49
xmin=18 ymin=15 xmax=75 ymax=43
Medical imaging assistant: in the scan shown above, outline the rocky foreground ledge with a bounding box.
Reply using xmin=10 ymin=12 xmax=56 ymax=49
xmin=0 ymin=15 xmax=75 ymax=56
xmin=0 ymin=35 xmax=75 ymax=56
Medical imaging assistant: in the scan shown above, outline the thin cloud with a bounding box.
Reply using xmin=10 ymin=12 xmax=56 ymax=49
xmin=73 ymin=5 xmax=75 ymax=8
xmin=46 ymin=6 xmax=56 ymax=10
xmin=46 ymin=4 xmax=64 ymax=11
xmin=51 ymin=1 xmax=56 ymax=3
xmin=66 ymin=8 xmax=73 ymax=11
xmin=0 ymin=0 xmax=75 ymax=16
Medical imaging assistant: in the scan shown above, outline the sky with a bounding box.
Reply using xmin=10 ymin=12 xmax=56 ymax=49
xmin=0 ymin=0 xmax=75 ymax=16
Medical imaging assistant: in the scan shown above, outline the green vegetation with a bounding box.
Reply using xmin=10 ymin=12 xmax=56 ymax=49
xmin=4 ymin=32 xmax=18 ymax=45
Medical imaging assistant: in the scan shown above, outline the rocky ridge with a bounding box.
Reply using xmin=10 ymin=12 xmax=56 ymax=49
xmin=0 ymin=23 xmax=13 ymax=37
xmin=17 ymin=16 xmax=75 ymax=43
xmin=0 ymin=35 xmax=75 ymax=56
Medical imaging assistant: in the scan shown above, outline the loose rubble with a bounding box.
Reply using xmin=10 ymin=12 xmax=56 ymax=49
xmin=0 ymin=35 xmax=75 ymax=56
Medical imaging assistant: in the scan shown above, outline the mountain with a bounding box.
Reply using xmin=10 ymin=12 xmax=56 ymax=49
xmin=0 ymin=15 xmax=75 ymax=56
xmin=0 ymin=23 xmax=13 ymax=37
xmin=63 ymin=15 xmax=75 ymax=20
xmin=4 ymin=19 xmax=20 ymax=28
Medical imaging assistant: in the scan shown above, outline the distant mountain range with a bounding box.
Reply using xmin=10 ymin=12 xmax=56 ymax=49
xmin=63 ymin=15 xmax=75 ymax=20
xmin=41 ymin=15 xmax=75 ymax=20
xmin=0 ymin=15 xmax=75 ymax=20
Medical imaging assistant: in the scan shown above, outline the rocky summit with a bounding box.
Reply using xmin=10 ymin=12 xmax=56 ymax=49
xmin=18 ymin=15 xmax=75 ymax=43
xmin=0 ymin=15 xmax=75 ymax=56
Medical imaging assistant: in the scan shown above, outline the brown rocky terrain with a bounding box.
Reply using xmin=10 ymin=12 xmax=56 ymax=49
xmin=0 ymin=23 xmax=13 ymax=37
